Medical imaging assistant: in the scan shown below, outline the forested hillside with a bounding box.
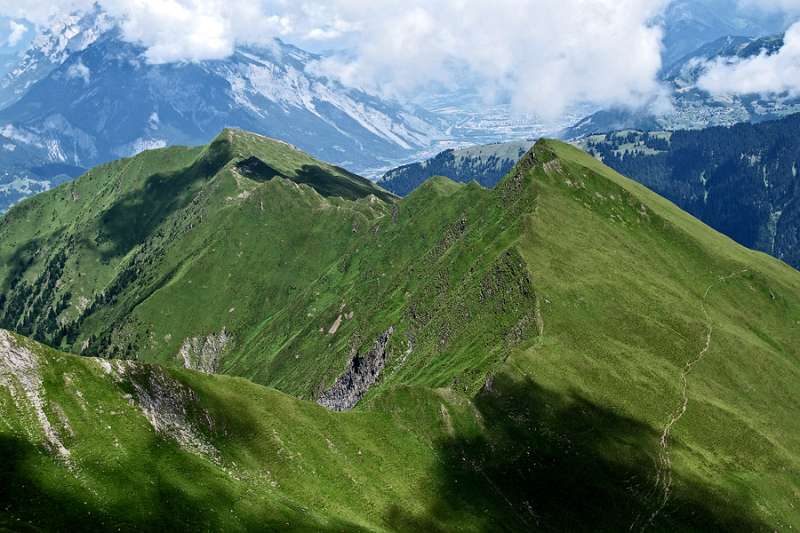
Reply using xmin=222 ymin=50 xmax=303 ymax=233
xmin=580 ymin=114 xmax=800 ymax=267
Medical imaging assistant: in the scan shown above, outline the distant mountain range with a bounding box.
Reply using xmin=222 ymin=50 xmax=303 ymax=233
xmin=0 ymin=140 xmax=84 ymax=209
xmin=566 ymin=33 xmax=799 ymax=138
xmin=0 ymin=29 xmax=440 ymax=165
xmin=0 ymin=9 xmax=441 ymax=212
xmin=0 ymin=9 xmax=114 ymax=109
xmin=659 ymin=0 xmax=788 ymax=68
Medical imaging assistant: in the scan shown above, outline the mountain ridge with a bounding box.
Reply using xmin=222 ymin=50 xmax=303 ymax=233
xmin=382 ymin=113 xmax=800 ymax=271
xmin=2 ymin=130 xmax=800 ymax=530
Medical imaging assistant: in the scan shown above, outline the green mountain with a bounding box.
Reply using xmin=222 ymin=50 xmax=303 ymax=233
xmin=382 ymin=114 xmax=800 ymax=271
xmin=2 ymin=132 xmax=800 ymax=531
xmin=0 ymin=129 xmax=393 ymax=365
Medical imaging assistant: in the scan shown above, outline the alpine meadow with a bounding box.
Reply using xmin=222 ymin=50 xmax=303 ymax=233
xmin=2 ymin=1 xmax=800 ymax=532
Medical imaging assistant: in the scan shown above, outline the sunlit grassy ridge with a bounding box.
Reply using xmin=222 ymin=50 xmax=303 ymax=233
xmin=0 ymin=129 xmax=393 ymax=365
xmin=1 ymin=134 xmax=799 ymax=530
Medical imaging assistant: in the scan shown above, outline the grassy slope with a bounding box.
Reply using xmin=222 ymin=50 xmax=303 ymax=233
xmin=507 ymin=141 xmax=800 ymax=528
xmin=229 ymin=172 xmax=539 ymax=398
xmin=1 ymin=136 xmax=800 ymax=530
xmin=0 ymin=331 xmax=478 ymax=532
xmin=0 ymin=129 xmax=393 ymax=365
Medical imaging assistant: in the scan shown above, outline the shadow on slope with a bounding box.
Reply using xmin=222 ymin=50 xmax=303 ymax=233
xmin=234 ymin=156 xmax=284 ymax=182
xmin=276 ymin=162 xmax=394 ymax=202
xmin=233 ymin=156 xmax=385 ymax=201
xmin=0 ymin=237 xmax=43 ymax=295
xmin=97 ymin=140 xmax=232 ymax=261
xmin=0 ymin=432 xmax=368 ymax=532
xmin=387 ymin=375 xmax=768 ymax=532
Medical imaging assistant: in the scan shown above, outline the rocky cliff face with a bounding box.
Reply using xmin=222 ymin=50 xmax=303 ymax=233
xmin=0 ymin=329 xmax=72 ymax=463
xmin=0 ymin=328 xmax=219 ymax=464
xmin=317 ymin=327 xmax=394 ymax=411
xmin=177 ymin=330 xmax=230 ymax=374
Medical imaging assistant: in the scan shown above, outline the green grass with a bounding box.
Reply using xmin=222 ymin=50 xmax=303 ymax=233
xmin=0 ymin=332 xmax=463 ymax=532
xmin=1 ymin=134 xmax=800 ymax=530
xmin=0 ymin=129 xmax=393 ymax=364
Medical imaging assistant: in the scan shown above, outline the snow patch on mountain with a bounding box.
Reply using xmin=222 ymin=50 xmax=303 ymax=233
xmin=0 ymin=123 xmax=40 ymax=145
xmin=0 ymin=8 xmax=112 ymax=108
xmin=66 ymin=59 xmax=91 ymax=84
xmin=45 ymin=139 xmax=67 ymax=162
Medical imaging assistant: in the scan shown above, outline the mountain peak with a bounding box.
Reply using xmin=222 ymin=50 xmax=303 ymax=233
xmin=216 ymin=128 xmax=301 ymax=155
xmin=202 ymin=128 xmax=394 ymax=202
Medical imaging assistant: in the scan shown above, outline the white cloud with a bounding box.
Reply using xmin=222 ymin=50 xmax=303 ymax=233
xmin=105 ymin=0 xmax=293 ymax=64
xmin=0 ymin=0 xmax=293 ymax=62
xmin=697 ymin=21 xmax=800 ymax=97
xmin=64 ymin=0 xmax=293 ymax=64
xmin=0 ymin=0 xmax=671 ymax=119
xmin=6 ymin=19 xmax=27 ymax=46
xmin=307 ymin=0 xmax=671 ymax=120
xmin=0 ymin=1 xmax=90 ymax=25
xmin=66 ymin=58 xmax=91 ymax=84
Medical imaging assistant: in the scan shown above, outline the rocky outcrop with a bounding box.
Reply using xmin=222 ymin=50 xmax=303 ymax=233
xmin=127 ymin=366 xmax=218 ymax=459
xmin=99 ymin=358 xmax=219 ymax=460
xmin=497 ymin=144 xmax=540 ymax=203
xmin=317 ymin=327 xmax=394 ymax=412
xmin=0 ymin=329 xmax=72 ymax=463
xmin=177 ymin=330 xmax=230 ymax=374
xmin=327 ymin=315 xmax=343 ymax=335
xmin=434 ymin=215 xmax=468 ymax=257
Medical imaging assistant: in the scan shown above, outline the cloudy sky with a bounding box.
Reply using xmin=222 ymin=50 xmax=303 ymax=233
xmin=0 ymin=0 xmax=797 ymax=118
xmin=698 ymin=1 xmax=800 ymax=97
